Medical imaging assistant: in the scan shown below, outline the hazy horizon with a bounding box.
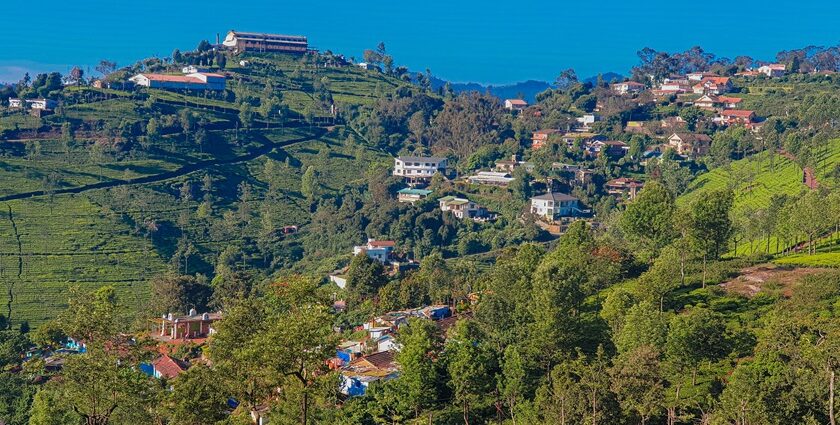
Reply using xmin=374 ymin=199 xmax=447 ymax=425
xmin=3 ymin=0 xmax=840 ymax=85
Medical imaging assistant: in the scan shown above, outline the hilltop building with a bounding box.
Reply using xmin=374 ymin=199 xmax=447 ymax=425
xmin=129 ymin=73 xmax=226 ymax=91
xmin=222 ymin=30 xmax=308 ymax=54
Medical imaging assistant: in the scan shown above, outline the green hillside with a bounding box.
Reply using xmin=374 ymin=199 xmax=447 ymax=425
xmin=679 ymin=144 xmax=840 ymax=213
xmin=0 ymin=53 xmax=407 ymax=326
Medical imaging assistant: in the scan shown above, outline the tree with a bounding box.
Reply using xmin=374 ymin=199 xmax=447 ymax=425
xmin=393 ymin=318 xmax=444 ymax=418
xmin=688 ymin=189 xmax=734 ymax=285
xmin=58 ymin=286 xmax=120 ymax=346
xmin=610 ymin=345 xmax=664 ymax=425
xmin=446 ymin=320 xmax=496 ymax=424
xmin=555 ymin=68 xmax=579 ymax=90
xmin=620 ymin=181 xmax=677 ymax=262
xmin=69 ymin=66 xmax=84 ymax=85
xmin=636 ymin=244 xmax=683 ymax=311
xmin=614 ymin=302 xmax=669 ymax=354
xmin=254 ymin=302 xmax=336 ymax=425
xmin=666 ymin=307 xmax=728 ymax=385
xmin=300 ymin=165 xmax=318 ymax=201
xmin=238 ymin=103 xmax=254 ymax=130
xmin=95 ymin=60 xmax=117 ymax=78
xmin=149 ymin=274 xmax=211 ymax=315
xmin=165 ymin=365 xmax=229 ymax=425
xmin=499 ymin=344 xmax=529 ymax=422
xmin=40 ymin=349 xmax=161 ymax=425
xmin=0 ymin=372 xmax=35 ymax=425
xmin=346 ymin=254 xmax=386 ymax=302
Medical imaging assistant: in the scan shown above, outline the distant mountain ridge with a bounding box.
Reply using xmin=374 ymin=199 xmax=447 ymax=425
xmin=429 ymin=72 xmax=624 ymax=103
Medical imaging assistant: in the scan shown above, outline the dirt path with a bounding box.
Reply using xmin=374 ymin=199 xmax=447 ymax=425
xmin=778 ymin=149 xmax=820 ymax=189
xmin=0 ymin=127 xmax=327 ymax=202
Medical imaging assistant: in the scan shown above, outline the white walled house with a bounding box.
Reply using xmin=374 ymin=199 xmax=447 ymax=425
xmin=758 ymin=64 xmax=786 ymax=77
xmin=530 ymin=193 xmax=581 ymax=220
xmin=611 ymin=81 xmax=645 ymax=95
xmin=504 ymin=99 xmax=528 ymax=111
xmin=393 ymin=156 xmax=447 ymax=184
xmin=8 ymin=98 xmax=23 ymax=108
xmin=27 ymin=99 xmax=58 ymax=110
xmin=353 ymin=239 xmax=396 ymax=263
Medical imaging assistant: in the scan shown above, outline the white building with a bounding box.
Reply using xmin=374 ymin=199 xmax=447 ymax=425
xmin=530 ymin=193 xmax=581 ymax=220
xmin=26 ymin=99 xmax=58 ymax=110
xmin=353 ymin=239 xmax=396 ymax=263
xmin=575 ymin=113 xmax=599 ymax=130
xmin=9 ymin=98 xmax=57 ymax=110
xmin=222 ymin=30 xmax=308 ymax=54
xmin=393 ymin=156 xmax=447 ymax=184
xmin=181 ymin=66 xmax=210 ymax=74
xmin=611 ymin=81 xmax=645 ymax=95
xmin=504 ymin=99 xmax=528 ymax=111
xmin=758 ymin=64 xmax=786 ymax=77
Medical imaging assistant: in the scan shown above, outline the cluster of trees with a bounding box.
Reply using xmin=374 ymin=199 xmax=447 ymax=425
xmin=629 ymin=44 xmax=840 ymax=82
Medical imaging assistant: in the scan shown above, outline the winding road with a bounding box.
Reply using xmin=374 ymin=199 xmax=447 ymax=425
xmin=0 ymin=127 xmax=328 ymax=202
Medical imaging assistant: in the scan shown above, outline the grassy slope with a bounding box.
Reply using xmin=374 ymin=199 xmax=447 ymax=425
xmin=0 ymin=195 xmax=167 ymax=326
xmin=0 ymin=54 xmax=405 ymax=326
xmin=678 ymin=142 xmax=839 ymax=260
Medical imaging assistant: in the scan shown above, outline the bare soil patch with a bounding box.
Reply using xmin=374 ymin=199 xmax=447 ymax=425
xmin=719 ymin=263 xmax=832 ymax=297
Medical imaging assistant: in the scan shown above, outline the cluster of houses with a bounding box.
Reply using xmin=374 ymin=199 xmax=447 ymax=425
xmin=20 ymin=308 xmax=223 ymax=382
xmin=392 ymin=156 xmax=497 ymax=222
xmin=335 ymin=305 xmax=454 ymax=396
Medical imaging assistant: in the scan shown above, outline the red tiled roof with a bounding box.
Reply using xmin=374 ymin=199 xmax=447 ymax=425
xmin=718 ymin=96 xmax=743 ymax=104
xmin=141 ymin=74 xmax=204 ymax=83
xmin=722 ymin=109 xmax=755 ymax=118
xmin=506 ymin=99 xmax=528 ymax=105
xmin=368 ymin=240 xmax=396 ymax=248
xmin=153 ymin=355 xmax=188 ymax=379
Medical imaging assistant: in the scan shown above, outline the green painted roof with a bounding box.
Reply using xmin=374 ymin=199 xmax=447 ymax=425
xmin=398 ymin=188 xmax=433 ymax=196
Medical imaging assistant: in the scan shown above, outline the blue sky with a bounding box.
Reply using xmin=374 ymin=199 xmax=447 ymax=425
xmin=2 ymin=0 xmax=840 ymax=84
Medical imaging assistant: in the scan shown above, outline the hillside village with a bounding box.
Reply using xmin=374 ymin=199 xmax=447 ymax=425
xmin=0 ymin=29 xmax=838 ymax=425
